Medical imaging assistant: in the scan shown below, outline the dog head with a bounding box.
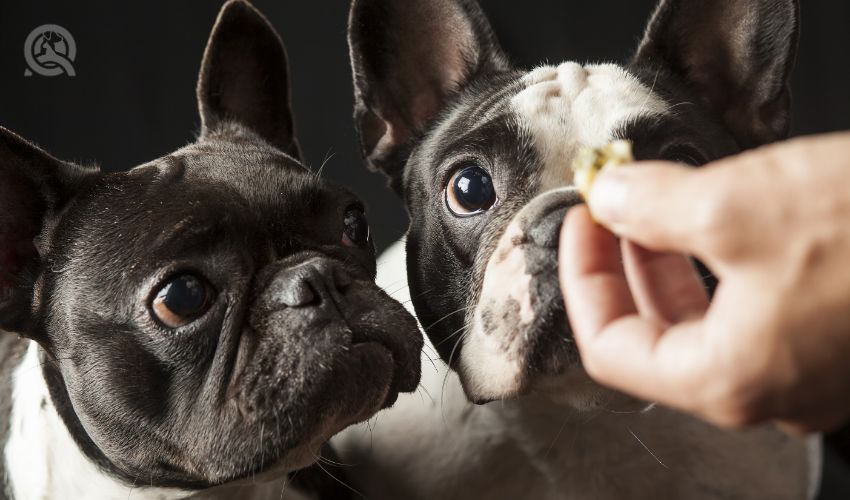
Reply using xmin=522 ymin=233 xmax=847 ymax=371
xmin=348 ymin=0 xmax=797 ymax=405
xmin=0 ymin=0 xmax=421 ymax=489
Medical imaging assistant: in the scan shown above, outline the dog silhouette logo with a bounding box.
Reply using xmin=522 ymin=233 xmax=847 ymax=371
xmin=24 ymin=24 xmax=77 ymax=77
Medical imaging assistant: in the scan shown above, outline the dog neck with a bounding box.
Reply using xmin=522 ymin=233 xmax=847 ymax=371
xmin=4 ymin=342 xmax=187 ymax=500
xmin=3 ymin=341 xmax=305 ymax=500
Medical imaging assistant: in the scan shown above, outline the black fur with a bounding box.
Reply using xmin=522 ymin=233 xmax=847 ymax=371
xmin=0 ymin=0 xmax=420 ymax=496
xmin=635 ymin=0 xmax=800 ymax=149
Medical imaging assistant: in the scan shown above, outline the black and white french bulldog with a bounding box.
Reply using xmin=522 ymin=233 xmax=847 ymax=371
xmin=0 ymin=1 xmax=421 ymax=499
xmin=335 ymin=0 xmax=822 ymax=498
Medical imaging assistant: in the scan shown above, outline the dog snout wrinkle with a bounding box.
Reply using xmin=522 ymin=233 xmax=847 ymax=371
xmin=274 ymin=272 xmax=316 ymax=307
xmin=269 ymin=258 xmax=351 ymax=309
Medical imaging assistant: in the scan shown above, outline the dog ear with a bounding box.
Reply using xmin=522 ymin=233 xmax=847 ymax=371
xmin=0 ymin=127 xmax=97 ymax=336
xmin=348 ymin=0 xmax=510 ymax=194
xmin=633 ymin=0 xmax=799 ymax=149
xmin=197 ymin=0 xmax=302 ymax=160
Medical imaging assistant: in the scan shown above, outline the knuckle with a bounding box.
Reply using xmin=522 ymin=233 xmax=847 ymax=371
xmin=580 ymin=350 xmax=606 ymax=381
xmin=711 ymin=399 xmax=763 ymax=428
xmin=694 ymin=192 xmax=732 ymax=233
xmin=773 ymin=137 xmax=810 ymax=167
xmin=691 ymin=190 xmax=740 ymax=255
xmin=706 ymin=376 xmax=773 ymax=428
xmin=578 ymin=346 xmax=619 ymax=387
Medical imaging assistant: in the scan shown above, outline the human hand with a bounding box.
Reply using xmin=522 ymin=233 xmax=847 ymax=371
xmin=559 ymin=133 xmax=850 ymax=433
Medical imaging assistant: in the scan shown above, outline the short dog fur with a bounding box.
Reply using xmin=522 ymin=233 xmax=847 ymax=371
xmin=0 ymin=1 xmax=421 ymax=499
xmin=335 ymin=0 xmax=822 ymax=498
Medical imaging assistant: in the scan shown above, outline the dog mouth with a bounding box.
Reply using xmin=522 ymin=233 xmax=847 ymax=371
xmin=241 ymin=271 xmax=419 ymax=428
xmin=203 ymin=279 xmax=421 ymax=484
xmin=241 ymin=279 xmax=420 ymax=401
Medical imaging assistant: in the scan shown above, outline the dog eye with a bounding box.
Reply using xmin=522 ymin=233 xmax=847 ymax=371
xmin=342 ymin=208 xmax=370 ymax=247
xmin=151 ymin=274 xmax=213 ymax=329
xmin=445 ymin=165 xmax=497 ymax=217
xmin=661 ymin=145 xmax=706 ymax=166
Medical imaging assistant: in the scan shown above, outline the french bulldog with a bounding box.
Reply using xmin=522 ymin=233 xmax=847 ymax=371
xmin=335 ymin=0 xmax=823 ymax=498
xmin=0 ymin=1 xmax=421 ymax=499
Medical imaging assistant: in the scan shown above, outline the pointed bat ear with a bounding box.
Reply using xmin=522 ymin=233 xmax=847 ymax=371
xmin=347 ymin=0 xmax=510 ymax=193
xmin=633 ymin=0 xmax=800 ymax=148
xmin=0 ymin=126 xmax=98 ymax=336
xmin=197 ymin=0 xmax=302 ymax=160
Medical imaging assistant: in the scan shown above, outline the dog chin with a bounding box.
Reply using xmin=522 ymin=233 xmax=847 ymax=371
xmin=457 ymin=303 xmax=577 ymax=404
xmin=459 ymin=349 xmax=651 ymax=413
xmin=232 ymin=342 xmax=396 ymax=484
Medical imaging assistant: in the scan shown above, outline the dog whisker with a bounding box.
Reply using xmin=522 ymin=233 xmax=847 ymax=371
xmin=421 ymin=349 xmax=440 ymax=373
xmin=434 ymin=323 xmax=469 ymax=348
xmin=440 ymin=330 xmax=469 ymax=425
xmin=543 ymin=413 xmax=574 ymax=461
xmin=638 ymin=66 xmax=662 ymax=118
xmin=422 ymin=305 xmax=474 ymax=335
xmin=627 ymin=426 xmax=669 ymax=469
xmin=313 ymin=149 xmax=336 ymax=179
xmin=312 ymin=460 xmax=370 ymax=500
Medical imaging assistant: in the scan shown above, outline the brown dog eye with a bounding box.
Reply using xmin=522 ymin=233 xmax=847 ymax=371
xmin=151 ymin=274 xmax=213 ymax=328
xmin=342 ymin=208 xmax=370 ymax=247
xmin=445 ymin=165 xmax=497 ymax=217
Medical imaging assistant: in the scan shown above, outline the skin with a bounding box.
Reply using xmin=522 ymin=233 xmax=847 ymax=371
xmin=559 ymin=132 xmax=850 ymax=434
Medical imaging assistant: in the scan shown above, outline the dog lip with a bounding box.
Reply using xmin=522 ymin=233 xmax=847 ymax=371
xmin=346 ymin=327 xmax=417 ymax=402
xmin=346 ymin=341 xmax=400 ymax=408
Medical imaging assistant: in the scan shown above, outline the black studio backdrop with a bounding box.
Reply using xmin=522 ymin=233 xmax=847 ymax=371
xmin=1 ymin=1 xmax=849 ymax=250
xmin=1 ymin=1 xmax=850 ymax=496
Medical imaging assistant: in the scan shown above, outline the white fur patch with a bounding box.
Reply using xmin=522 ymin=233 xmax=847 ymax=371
xmin=3 ymin=342 xmax=306 ymax=500
xmin=512 ymin=62 xmax=668 ymax=193
xmin=460 ymin=220 xmax=530 ymax=399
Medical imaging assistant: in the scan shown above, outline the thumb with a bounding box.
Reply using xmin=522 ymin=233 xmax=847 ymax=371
xmin=587 ymin=162 xmax=720 ymax=256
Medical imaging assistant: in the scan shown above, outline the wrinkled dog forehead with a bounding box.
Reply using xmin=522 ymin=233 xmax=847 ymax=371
xmin=424 ymin=62 xmax=668 ymax=192
xmin=512 ymin=63 xmax=667 ymax=192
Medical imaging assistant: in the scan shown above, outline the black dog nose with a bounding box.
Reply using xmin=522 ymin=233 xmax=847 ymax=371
xmin=270 ymin=258 xmax=353 ymax=308
xmin=525 ymin=189 xmax=583 ymax=249
xmin=528 ymin=205 xmax=570 ymax=248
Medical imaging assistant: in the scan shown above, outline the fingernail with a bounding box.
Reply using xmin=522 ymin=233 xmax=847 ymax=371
xmin=588 ymin=170 xmax=628 ymax=225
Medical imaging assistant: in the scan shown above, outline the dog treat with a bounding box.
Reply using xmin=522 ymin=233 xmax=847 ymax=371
xmin=572 ymin=140 xmax=634 ymax=199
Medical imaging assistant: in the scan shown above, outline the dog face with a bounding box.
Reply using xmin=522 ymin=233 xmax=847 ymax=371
xmin=348 ymin=0 xmax=797 ymax=405
xmin=0 ymin=0 xmax=421 ymax=489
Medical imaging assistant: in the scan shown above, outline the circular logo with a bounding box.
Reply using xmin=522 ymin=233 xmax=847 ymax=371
xmin=24 ymin=24 xmax=77 ymax=77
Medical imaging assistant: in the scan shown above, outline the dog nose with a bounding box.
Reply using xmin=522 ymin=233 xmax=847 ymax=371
xmin=528 ymin=205 xmax=570 ymax=248
xmin=271 ymin=258 xmax=353 ymax=308
xmin=525 ymin=188 xmax=583 ymax=248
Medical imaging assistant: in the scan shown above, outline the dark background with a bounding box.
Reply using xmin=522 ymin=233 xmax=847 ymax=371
xmin=1 ymin=0 xmax=849 ymax=496
xmin=1 ymin=1 xmax=849 ymax=250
